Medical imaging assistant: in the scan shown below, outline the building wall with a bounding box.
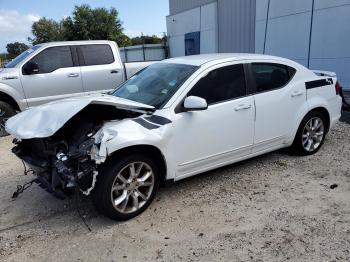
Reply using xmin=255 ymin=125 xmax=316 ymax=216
xmin=309 ymin=0 xmax=350 ymax=87
xmin=255 ymin=0 xmax=313 ymax=66
xmin=217 ymin=0 xmax=256 ymax=53
xmin=166 ymin=2 xmax=218 ymax=57
xmin=256 ymin=0 xmax=350 ymax=86
xmin=168 ymin=0 xmax=350 ymax=86
xmin=167 ymin=0 xmax=256 ymax=56
xmin=200 ymin=3 xmax=219 ymax=54
xmin=169 ymin=0 xmax=216 ymax=15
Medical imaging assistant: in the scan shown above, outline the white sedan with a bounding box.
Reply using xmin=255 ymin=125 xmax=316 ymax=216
xmin=6 ymin=54 xmax=342 ymax=220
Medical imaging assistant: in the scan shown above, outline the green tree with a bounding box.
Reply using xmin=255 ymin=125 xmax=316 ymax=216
xmin=29 ymin=17 xmax=64 ymax=45
xmin=0 ymin=53 xmax=8 ymax=67
xmin=29 ymin=5 xmax=142 ymax=47
xmin=6 ymin=42 xmax=29 ymax=59
xmin=62 ymin=5 xmax=128 ymax=46
xmin=130 ymin=35 xmax=163 ymax=46
xmin=118 ymin=34 xmax=132 ymax=47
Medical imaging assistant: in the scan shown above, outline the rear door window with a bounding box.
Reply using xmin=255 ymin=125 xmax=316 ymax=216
xmin=79 ymin=44 xmax=114 ymax=66
xmin=188 ymin=64 xmax=246 ymax=105
xmin=251 ymin=63 xmax=296 ymax=93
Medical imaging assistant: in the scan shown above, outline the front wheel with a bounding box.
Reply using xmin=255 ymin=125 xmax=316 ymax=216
xmin=291 ymin=111 xmax=327 ymax=156
xmin=0 ymin=101 xmax=16 ymax=137
xmin=93 ymin=154 xmax=160 ymax=221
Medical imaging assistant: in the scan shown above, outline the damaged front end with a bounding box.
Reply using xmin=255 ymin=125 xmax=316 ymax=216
xmin=9 ymin=102 xmax=145 ymax=199
xmin=12 ymin=134 xmax=97 ymax=199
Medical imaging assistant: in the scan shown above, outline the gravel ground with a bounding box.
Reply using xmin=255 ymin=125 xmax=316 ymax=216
xmin=0 ymin=120 xmax=350 ymax=262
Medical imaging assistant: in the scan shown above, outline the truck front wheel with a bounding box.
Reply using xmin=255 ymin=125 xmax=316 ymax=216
xmin=0 ymin=101 xmax=16 ymax=137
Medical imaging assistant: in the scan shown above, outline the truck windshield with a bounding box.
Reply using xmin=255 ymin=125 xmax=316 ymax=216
xmin=112 ymin=63 xmax=198 ymax=109
xmin=5 ymin=45 xmax=41 ymax=68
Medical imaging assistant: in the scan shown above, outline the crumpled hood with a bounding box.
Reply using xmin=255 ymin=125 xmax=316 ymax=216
xmin=5 ymin=94 xmax=154 ymax=139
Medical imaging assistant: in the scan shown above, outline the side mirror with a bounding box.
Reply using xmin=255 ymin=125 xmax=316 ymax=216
xmin=183 ymin=96 xmax=208 ymax=111
xmin=23 ymin=61 xmax=39 ymax=75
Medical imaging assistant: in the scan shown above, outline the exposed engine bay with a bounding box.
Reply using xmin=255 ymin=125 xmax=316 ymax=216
xmin=11 ymin=104 xmax=142 ymax=199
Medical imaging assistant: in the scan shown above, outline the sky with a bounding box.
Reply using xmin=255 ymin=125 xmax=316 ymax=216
xmin=0 ymin=0 xmax=169 ymax=52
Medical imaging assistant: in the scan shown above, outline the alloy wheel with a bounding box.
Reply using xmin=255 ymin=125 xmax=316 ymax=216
xmin=110 ymin=162 xmax=155 ymax=214
xmin=302 ymin=117 xmax=324 ymax=152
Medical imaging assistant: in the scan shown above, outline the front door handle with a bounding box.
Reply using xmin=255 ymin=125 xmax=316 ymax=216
xmin=291 ymin=90 xmax=304 ymax=97
xmin=234 ymin=104 xmax=252 ymax=111
xmin=68 ymin=73 xmax=79 ymax=78
xmin=111 ymin=70 xmax=119 ymax=74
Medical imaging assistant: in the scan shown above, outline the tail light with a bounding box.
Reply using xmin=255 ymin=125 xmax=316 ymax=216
xmin=335 ymin=81 xmax=341 ymax=95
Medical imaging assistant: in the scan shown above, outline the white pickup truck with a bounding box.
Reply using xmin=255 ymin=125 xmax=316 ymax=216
xmin=0 ymin=40 xmax=154 ymax=136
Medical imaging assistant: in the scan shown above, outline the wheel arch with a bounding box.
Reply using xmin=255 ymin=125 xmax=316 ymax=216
xmin=290 ymin=106 xmax=331 ymax=146
xmin=0 ymin=91 xmax=20 ymax=111
xmin=306 ymin=106 xmax=330 ymax=133
xmin=107 ymin=144 xmax=168 ymax=184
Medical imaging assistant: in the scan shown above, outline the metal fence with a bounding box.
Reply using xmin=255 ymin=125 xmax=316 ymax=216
xmin=119 ymin=44 xmax=168 ymax=63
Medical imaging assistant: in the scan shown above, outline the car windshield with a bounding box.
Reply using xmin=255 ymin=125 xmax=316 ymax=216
xmin=112 ymin=63 xmax=198 ymax=109
xmin=5 ymin=45 xmax=41 ymax=68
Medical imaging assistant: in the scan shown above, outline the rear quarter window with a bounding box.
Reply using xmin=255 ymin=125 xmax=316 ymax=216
xmin=252 ymin=63 xmax=296 ymax=93
xmin=79 ymin=44 xmax=114 ymax=66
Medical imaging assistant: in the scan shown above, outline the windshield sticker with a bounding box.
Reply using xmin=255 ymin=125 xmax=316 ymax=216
xmin=169 ymin=80 xmax=177 ymax=87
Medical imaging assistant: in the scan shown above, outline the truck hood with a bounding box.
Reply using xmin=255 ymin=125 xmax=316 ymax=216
xmin=5 ymin=94 xmax=154 ymax=139
xmin=0 ymin=67 xmax=18 ymax=74
xmin=0 ymin=68 xmax=20 ymax=83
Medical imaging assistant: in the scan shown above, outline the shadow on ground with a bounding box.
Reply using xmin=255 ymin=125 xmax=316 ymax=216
xmin=340 ymin=109 xmax=350 ymax=124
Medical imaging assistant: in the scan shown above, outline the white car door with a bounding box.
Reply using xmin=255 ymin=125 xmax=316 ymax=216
xmin=171 ymin=63 xmax=255 ymax=179
xmin=250 ymin=62 xmax=306 ymax=153
xmin=20 ymin=46 xmax=84 ymax=107
xmin=78 ymin=44 xmax=124 ymax=94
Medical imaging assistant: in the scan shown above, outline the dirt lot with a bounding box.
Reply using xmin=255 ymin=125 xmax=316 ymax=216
xmin=0 ymin=120 xmax=350 ymax=262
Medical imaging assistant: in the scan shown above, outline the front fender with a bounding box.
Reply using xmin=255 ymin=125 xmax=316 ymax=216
xmin=0 ymin=83 xmax=27 ymax=110
xmin=93 ymin=118 xmax=172 ymax=165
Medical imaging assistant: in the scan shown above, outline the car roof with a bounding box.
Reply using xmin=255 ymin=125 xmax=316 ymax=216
xmin=161 ymin=53 xmax=295 ymax=66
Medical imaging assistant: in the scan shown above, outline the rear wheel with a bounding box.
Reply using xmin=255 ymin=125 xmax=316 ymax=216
xmin=93 ymin=154 xmax=160 ymax=221
xmin=0 ymin=101 xmax=16 ymax=137
xmin=291 ymin=111 xmax=327 ymax=155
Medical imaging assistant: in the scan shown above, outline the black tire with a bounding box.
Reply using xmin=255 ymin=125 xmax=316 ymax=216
xmin=0 ymin=101 xmax=16 ymax=137
xmin=340 ymin=88 xmax=350 ymax=110
xmin=92 ymin=154 xmax=160 ymax=221
xmin=290 ymin=111 xmax=327 ymax=156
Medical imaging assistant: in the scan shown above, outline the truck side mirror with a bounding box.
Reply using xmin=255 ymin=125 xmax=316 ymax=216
xmin=23 ymin=61 xmax=39 ymax=75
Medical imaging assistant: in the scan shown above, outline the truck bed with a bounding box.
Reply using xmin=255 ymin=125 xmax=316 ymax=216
xmin=124 ymin=61 xmax=157 ymax=79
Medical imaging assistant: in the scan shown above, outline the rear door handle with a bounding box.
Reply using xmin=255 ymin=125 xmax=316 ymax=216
xmin=111 ymin=70 xmax=119 ymax=74
xmin=234 ymin=104 xmax=252 ymax=111
xmin=68 ymin=73 xmax=79 ymax=78
xmin=291 ymin=90 xmax=304 ymax=97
